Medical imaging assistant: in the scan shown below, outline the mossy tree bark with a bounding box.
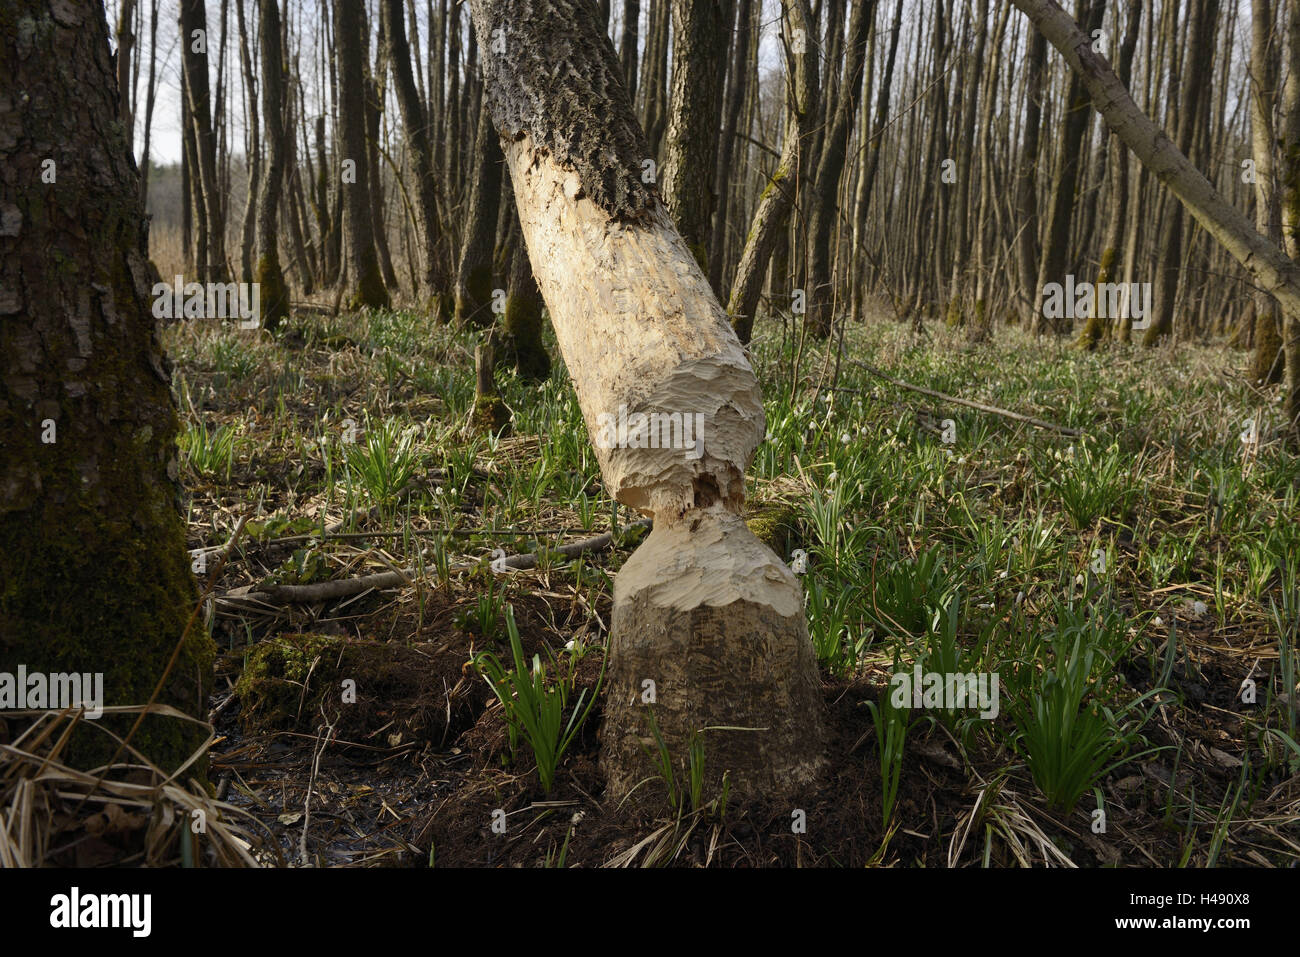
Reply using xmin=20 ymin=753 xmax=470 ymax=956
xmin=455 ymin=98 xmax=504 ymax=328
xmin=1077 ymin=0 xmax=1141 ymax=351
xmin=333 ymin=0 xmax=390 ymax=310
xmin=469 ymin=0 xmax=825 ymax=804
xmin=256 ymin=0 xmax=290 ymax=331
xmin=725 ymin=0 xmax=817 ymax=345
xmin=0 ymin=1 xmax=213 ymax=772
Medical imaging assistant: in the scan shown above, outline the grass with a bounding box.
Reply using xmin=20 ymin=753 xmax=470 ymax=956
xmin=168 ymin=301 xmax=1300 ymax=867
xmin=472 ymin=604 xmax=601 ymax=795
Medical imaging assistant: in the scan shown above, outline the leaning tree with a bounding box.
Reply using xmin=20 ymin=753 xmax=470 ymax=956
xmin=467 ymin=0 xmax=825 ymax=803
xmin=0 ymin=0 xmax=212 ymax=771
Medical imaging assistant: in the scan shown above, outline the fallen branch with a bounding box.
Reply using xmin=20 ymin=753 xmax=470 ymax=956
xmin=850 ymin=359 xmax=1085 ymax=437
xmin=215 ymin=519 xmax=652 ymax=609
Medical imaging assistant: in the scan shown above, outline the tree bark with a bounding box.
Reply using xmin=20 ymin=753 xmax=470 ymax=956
xmin=385 ymin=0 xmax=452 ymax=317
xmin=469 ymin=0 xmax=825 ymax=803
xmin=256 ymin=0 xmax=290 ymax=329
xmin=179 ymin=0 xmax=229 ymax=282
xmin=726 ymin=0 xmax=817 ymax=344
xmin=334 ymin=0 xmax=390 ymax=309
xmin=1077 ymin=0 xmax=1141 ymax=349
xmin=455 ymin=98 xmax=505 ymax=327
xmin=1030 ymin=0 xmax=1103 ymax=335
xmin=0 ymin=0 xmax=212 ymax=772
xmin=805 ymin=0 xmax=875 ymax=338
xmin=660 ymin=0 xmax=729 ymax=270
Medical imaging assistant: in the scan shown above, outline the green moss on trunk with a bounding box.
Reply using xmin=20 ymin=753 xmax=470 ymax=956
xmin=503 ymin=294 xmax=551 ymax=381
xmin=348 ymin=258 xmax=391 ymax=311
xmin=255 ymin=250 xmax=290 ymax=331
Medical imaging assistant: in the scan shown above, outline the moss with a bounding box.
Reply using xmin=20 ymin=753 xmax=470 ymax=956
xmin=503 ymin=294 xmax=551 ymax=382
xmin=234 ymin=633 xmax=338 ymax=730
xmin=234 ymin=633 xmax=456 ymax=741
xmin=745 ymin=501 xmax=802 ymax=557
xmin=347 ymin=257 xmax=390 ymax=311
xmin=1076 ymin=248 xmax=1115 ymax=351
xmin=1250 ymin=305 xmax=1284 ymax=385
xmin=470 ymin=394 xmax=512 ymax=435
xmin=255 ymin=251 xmax=290 ymax=331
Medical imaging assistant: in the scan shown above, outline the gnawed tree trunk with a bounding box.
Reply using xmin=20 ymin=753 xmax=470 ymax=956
xmin=469 ymin=0 xmax=825 ymax=803
xmin=726 ymin=0 xmax=817 ymax=344
xmin=0 ymin=1 xmax=212 ymax=772
xmin=1013 ymin=0 xmax=1300 ymax=435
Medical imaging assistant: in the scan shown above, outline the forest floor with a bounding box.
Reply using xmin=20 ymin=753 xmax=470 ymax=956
xmin=164 ymin=302 xmax=1298 ymax=867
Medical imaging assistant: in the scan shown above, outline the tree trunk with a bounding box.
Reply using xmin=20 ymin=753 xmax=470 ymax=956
xmin=455 ymin=98 xmax=505 ymax=327
xmin=1279 ymin=0 xmax=1300 ymax=426
xmin=334 ymin=0 xmax=390 ymax=309
xmin=0 ymin=0 xmax=212 ymax=772
xmin=501 ymin=185 xmax=552 ymax=381
xmin=1249 ymin=0 xmax=1285 ymax=382
xmin=708 ymin=0 xmax=753 ymax=298
xmin=1142 ymin=0 xmax=1220 ymax=346
xmin=726 ymin=0 xmax=817 ymax=344
xmin=1078 ymin=0 xmax=1141 ymax=349
xmin=1030 ymin=0 xmax=1103 ymax=335
xmin=469 ymin=0 xmax=825 ymax=803
xmin=660 ymin=0 xmax=729 ymax=270
xmin=805 ymin=0 xmax=875 ymax=339
xmin=385 ymin=0 xmax=452 ymax=318
xmin=179 ymin=0 xmax=229 ymax=282
xmin=257 ymin=0 xmax=290 ymax=329
xmin=1015 ymin=26 xmax=1047 ymax=317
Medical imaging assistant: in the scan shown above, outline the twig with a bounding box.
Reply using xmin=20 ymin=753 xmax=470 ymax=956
xmin=849 ymin=359 xmax=1085 ymax=437
xmin=216 ymin=519 xmax=652 ymax=608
